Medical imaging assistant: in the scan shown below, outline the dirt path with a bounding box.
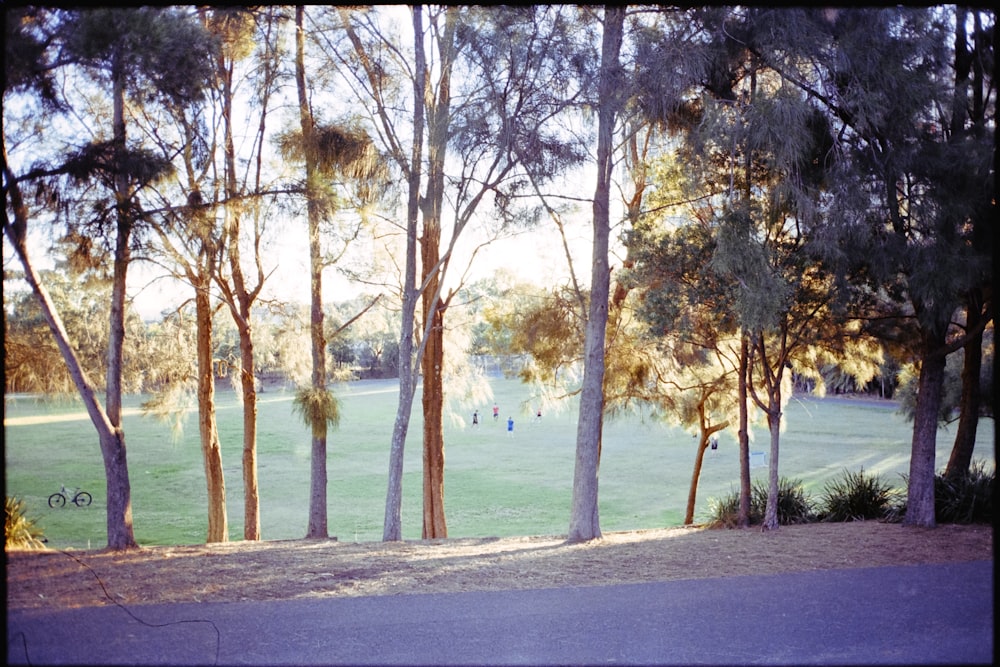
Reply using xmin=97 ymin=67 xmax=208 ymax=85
xmin=6 ymin=522 xmax=992 ymax=611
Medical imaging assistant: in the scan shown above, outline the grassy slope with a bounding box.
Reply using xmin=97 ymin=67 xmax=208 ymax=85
xmin=4 ymin=378 xmax=994 ymax=549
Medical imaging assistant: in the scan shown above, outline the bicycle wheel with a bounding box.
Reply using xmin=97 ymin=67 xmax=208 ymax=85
xmin=73 ymin=492 xmax=93 ymax=507
xmin=48 ymin=493 xmax=66 ymax=509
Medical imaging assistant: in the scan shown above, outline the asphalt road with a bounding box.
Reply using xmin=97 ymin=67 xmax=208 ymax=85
xmin=7 ymin=560 xmax=993 ymax=666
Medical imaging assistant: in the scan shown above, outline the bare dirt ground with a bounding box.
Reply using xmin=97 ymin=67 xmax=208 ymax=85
xmin=6 ymin=521 xmax=992 ymax=612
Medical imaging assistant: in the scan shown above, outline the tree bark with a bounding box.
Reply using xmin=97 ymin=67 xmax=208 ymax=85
xmin=218 ymin=25 xmax=261 ymax=541
xmin=417 ymin=7 xmax=456 ymax=540
xmin=903 ymin=327 xmax=948 ymax=528
xmin=298 ymin=5 xmax=330 ymax=540
xmin=945 ymin=299 xmax=983 ymax=480
xmin=684 ymin=404 xmax=727 ymax=526
xmin=761 ymin=406 xmax=782 ymax=531
xmin=3 ymin=149 xmax=137 ymax=551
xmin=737 ymin=334 xmax=752 ymax=528
xmin=382 ymin=5 xmax=425 ymax=541
xmin=568 ymin=5 xmax=624 ymax=543
xmin=196 ymin=280 xmax=228 ymax=542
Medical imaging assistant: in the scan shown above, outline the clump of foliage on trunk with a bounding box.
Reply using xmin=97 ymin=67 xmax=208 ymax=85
xmin=292 ymin=387 xmax=341 ymax=433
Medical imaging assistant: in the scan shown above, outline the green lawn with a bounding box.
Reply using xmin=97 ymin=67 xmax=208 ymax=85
xmin=4 ymin=378 xmax=994 ymax=549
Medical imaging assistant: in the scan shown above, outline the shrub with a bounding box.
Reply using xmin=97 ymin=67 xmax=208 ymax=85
xmin=893 ymin=461 xmax=994 ymax=524
xmin=4 ymin=496 xmax=47 ymax=550
xmin=707 ymin=477 xmax=815 ymax=528
xmin=818 ymin=468 xmax=901 ymax=522
xmin=934 ymin=461 xmax=994 ymax=524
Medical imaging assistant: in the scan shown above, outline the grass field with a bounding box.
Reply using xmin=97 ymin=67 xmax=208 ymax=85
xmin=4 ymin=377 xmax=995 ymax=549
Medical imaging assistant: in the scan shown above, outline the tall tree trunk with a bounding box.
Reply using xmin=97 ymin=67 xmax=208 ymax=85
xmin=3 ymin=147 xmax=137 ymax=551
xmin=945 ymin=298 xmax=983 ymax=480
xmin=196 ymin=280 xmax=228 ymax=542
xmin=101 ymin=53 xmax=138 ymax=551
xmin=737 ymin=334 xmax=751 ymax=528
xmin=568 ymin=5 xmax=624 ymax=543
xmin=298 ymin=5 xmax=330 ymax=540
xmin=903 ymin=326 xmax=948 ymax=528
xmin=419 ymin=247 xmax=447 ymax=538
xmin=218 ymin=32 xmax=261 ymax=541
xmin=419 ymin=162 xmax=447 ymax=539
xmin=417 ymin=7 xmax=456 ymax=540
xmin=383 ymin=5 xmax=425 ymax=541
xmin=237 ymin=321 xmax=260 ymax=539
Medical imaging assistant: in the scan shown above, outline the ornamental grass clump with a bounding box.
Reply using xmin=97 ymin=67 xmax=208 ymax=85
xmin=707 ymin=477 xmax=815 ymax=528
xmin=818 ymin=468 xmax=901 ymax=522
xmin=5 ymin=496 xmax=47 ymax=550
xmin=933 ymin=461 xmax=994 ymax=524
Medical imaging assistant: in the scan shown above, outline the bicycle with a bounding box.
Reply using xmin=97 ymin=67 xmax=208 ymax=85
xmin=48 ymin=485 xmax=93 ymax=508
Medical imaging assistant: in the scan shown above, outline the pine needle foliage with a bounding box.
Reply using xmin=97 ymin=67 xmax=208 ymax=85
xmin=292 ymin=386 xmax=340 ymax=432
xmin=5 ymin=496 xmax=47 ymax=550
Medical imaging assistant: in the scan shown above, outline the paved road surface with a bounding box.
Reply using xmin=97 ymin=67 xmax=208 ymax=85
xmin=7 ymin=560 xmax=992 ymax=666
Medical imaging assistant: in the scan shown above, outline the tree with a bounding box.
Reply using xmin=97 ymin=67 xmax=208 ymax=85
xmin=288 ymin=5 xmax=388 ymax=539
xmin=768 ymin=8 xmax=995 ymax=526
xmin=209 ymin=6 xmax=288 ymax=541
xmin=4 ymin=7 xmax=215 ymax=550
xmin=941 ymin=7 xmax=995 ymax=481
xmin=335 ymin=6 xmax=588 ymax=539
xmin=568 ymin=5 xmax=625 ymax=542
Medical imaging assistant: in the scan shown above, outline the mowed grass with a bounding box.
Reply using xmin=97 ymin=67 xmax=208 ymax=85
xmin=4 ymin=378 xmax=995 ymax=549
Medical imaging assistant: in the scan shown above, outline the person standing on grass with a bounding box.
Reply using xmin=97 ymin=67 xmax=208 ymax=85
xmin=472 ymin=411 xmax=479 ymax=427
xmin=507 ymin=416 xmax=514 ymax=437
xmin=493 ymin=403 xmax=499 ymax=422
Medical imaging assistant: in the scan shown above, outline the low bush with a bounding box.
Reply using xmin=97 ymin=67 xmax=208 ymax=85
xmin=818 ymin=468 xmax=901 ymax=522
xmin=707 ymin=477 xmax=814 ymax=528
xmin=890 ymin=460 xmax=994 ymax=524
xmin=934 ymin=461 xmax=993 ymax=524
xmin=4 ymin=496 xmax=47 ymax=550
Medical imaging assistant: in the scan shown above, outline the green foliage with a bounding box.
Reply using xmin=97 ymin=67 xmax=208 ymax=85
xmin=292 ymin=387 xmax=341 ymax=432
xmin=707 ymin=477 xmax=814 ymax=527
xmin=5 ymin=496 xmax=47 ymax=550
xmin=818 ymin=468 xmax=901 ymax=522
xmin=933 ymin=461 xmax=994 ymax=524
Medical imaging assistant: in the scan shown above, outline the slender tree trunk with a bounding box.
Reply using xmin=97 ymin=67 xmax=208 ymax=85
xmin=417 ymin=7 xmax=456 ymax=540
xmin=945 ymin=298 xmax=984 ymax=480
xmin=100 ymin=54 xmax=138 ymax=551
xmin=684 ymin=406 xmax=727 ymax=526
xmin=685 ymin=436 xmax=710 ymax=526
xmin=568 ymin=5 xmax=624 ymax=543
xmin=737 ymin=334 xmax=751 ymax=528
xmin=904 ymin=326 xmax=948 ymax=528
xmin=218 ymin=33 xmax=261 ymax=541
xmin=383 ymin=5 xmax=425 ymax=541
xmin=196 ymin=281 xmax=228 ymax=542
xmin=298 ymin=5 xmax=330 ymax=540
xmin=3 ymin=149 xmax=137 ymax=551
xmin=238 ymin=324 xmax=260 ymax=539
xmin=420 ymin=285 xmax=447 ymax=538
xmin=419 ymin=193 xmax=446 ymax=538
xmin=761 ymin=405 xmax=782 ymax=531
